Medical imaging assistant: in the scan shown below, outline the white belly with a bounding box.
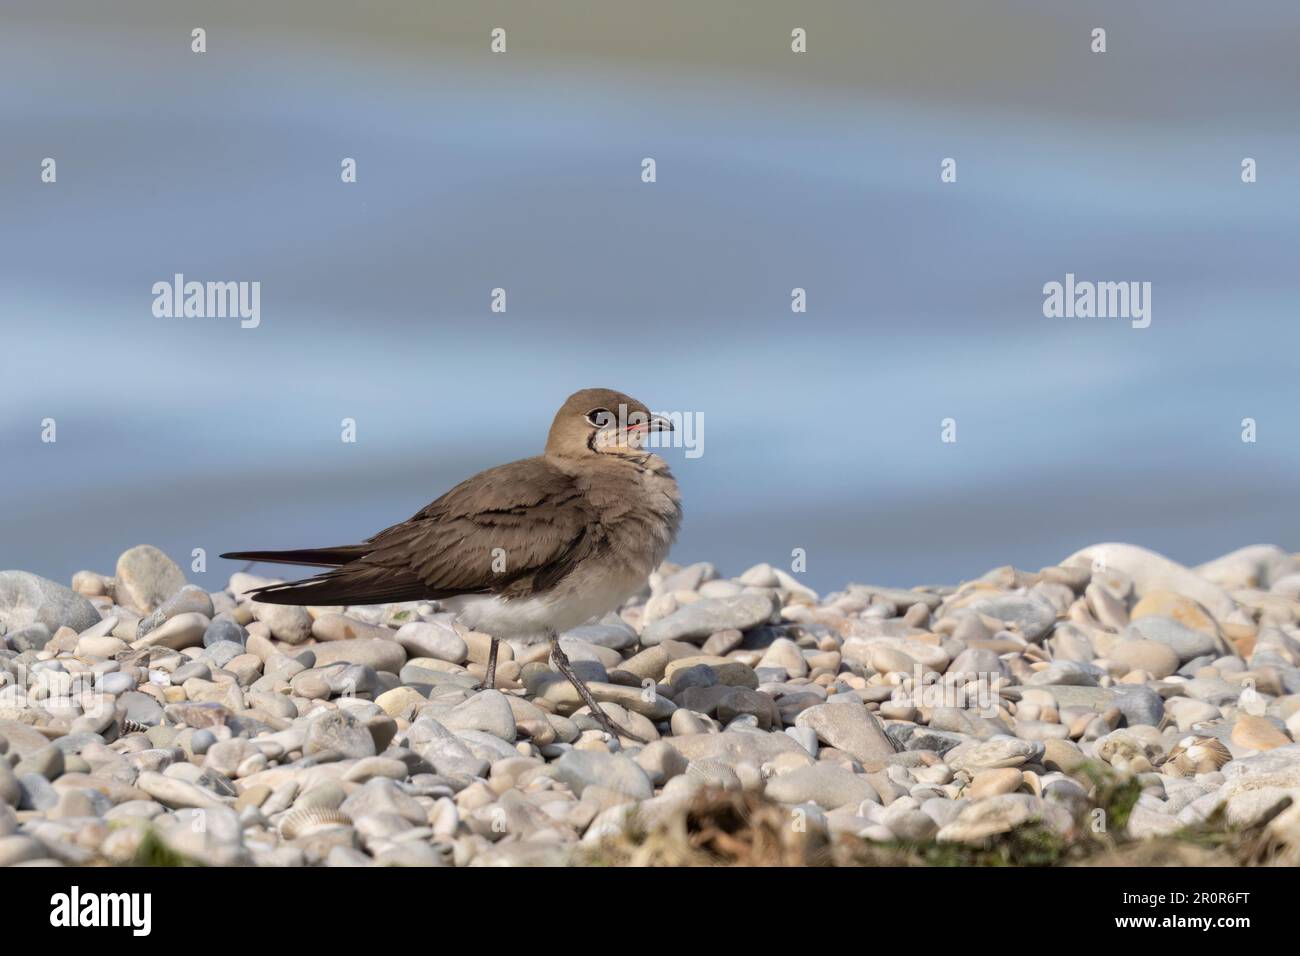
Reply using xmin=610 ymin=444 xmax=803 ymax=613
xmin=443 ymin=559 xmax=648 ymax=641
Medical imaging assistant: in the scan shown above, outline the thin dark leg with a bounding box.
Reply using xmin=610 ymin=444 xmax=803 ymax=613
xmin=484 ymin=637 xmax=499 ymax=690
xmin=547 ymin=631 xmax=645 ymax=743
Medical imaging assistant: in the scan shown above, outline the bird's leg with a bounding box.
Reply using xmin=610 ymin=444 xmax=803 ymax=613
xmin=547 ymin=631 xmax=645 ymax=744
xmin=483 ymin=637 xmax=499 ymax=691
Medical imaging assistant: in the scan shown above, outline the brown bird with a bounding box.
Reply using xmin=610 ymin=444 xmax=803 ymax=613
xmin=221 ymin=388 xmax=681 ymax=740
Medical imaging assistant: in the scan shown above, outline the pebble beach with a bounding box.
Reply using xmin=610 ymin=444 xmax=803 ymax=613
xmin=2 ymin=541 xmax=1300 ymax=867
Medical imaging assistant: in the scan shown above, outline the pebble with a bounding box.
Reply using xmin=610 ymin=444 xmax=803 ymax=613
xmin=245 ymin=601 xmax=312 ymax=645
xmin=115 ymin=545 xmax=187 ymax=613
xmin=553 ymin=750 xmax=653 ymax=800
xmin=18 ymin=774 xmax=59 ymax=811
xmin=375 ymin=686 xmax=427 ymax=719
xmin=945 ymin=736 xmax=1044 ymax=772
xmin=937 ymin=793 xmax=1055 ymax=843
xmin=14 ymin=744 xmax=64 ymax=780
xmin=794 ymin=701 xmax=896 ymax=770
xmin=136 ymin=771 xmax=224 ymax=809
xmin=1025 ymin=660 xmax=1102 ymax=686
xmin=635 ymin=739 xmax=689 ymax=785
xmin=764 ymin=764 xmax=878 ymax=810
xmin=947 ymin=647 xmax=1004 ymax=678
xmin=865 ymin=644 xmax=919 ymax=676
xmin=118 ymin=691 xmax=165 ymax=726
xmin=757 ymin=637 xmax=809 ymax=678
xmin=1124 ymin=617 xmax=1218 ymax=664
xmin=0 ymin=835 xmax=47 ymax=866
xmin=300 ymin=708 xmax=376 ymax=760
xmin=7 ymin=623 xmax=53 ymax=652
xmin=640 ymin=593 xmax=777 ymax=645
xmin=1130 ymin=590 xmax=1220 ymax=636
xmin=309 ymin=613 xmax=389 ymax=643
xmin=439 ymin=690 xmax=517 ymax=741
xmin=77 ymin=629 xmax=127 ymax=658
xmin=667 ymin=730 xmax=811 ymax=768
xmin=1231 ymin=714 xmax=1292 ymax=751
xmin=203 ymin=616 xmax=248 ymax=648
xmin=664 ymin=655 xmax=758 ymax=689
xmin=204 ymin=640 xmax=246 ymax=669
xmin=1085 ymin=582 xmax=1129 ymax=630
xmin=701 ymin=628 xmax=744 ymax=656
xmin=966 ymin=768 xmax=1024 ymax=799
xmin=1107 ymin=638 xmax=1180 ymax=679
xmin=416 ymin=733 xmax=489 ymax=780
xmin=340 ymin=778 xmax=425 ymax=825
xmin=0 ymin=761 xmax=19 ymax=807
xmin=132 ymin=611 xmax=209 ymax=650
xmin=165 ymin=701 xmax=231 ymax=728
xmin=394 ymin=620 xmax=468 ymax=663
xmin=0 ymin=570 xmax=101 ymax=634
xmin=309 ymin=638 xmax=405 ymax=673
xmin=137 ymin=585 xmax=215 ymax=639
xmin=964 ymin=592 xmax=1058 ymax=642
xmin=1113 ymin=685 xmax=1165 ymax=726
xmin=191 ymin=729 xmax=217 ymax=755
xmin=565 ymin=619 xmax=640 ymax=651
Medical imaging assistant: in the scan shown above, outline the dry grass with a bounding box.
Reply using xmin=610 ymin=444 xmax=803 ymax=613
xmin=576 ymin=788 xmax=1298 ymax=868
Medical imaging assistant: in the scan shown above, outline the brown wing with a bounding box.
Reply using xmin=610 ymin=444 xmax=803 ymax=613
xmin=245 ymin=457 xmax=602 ymax=606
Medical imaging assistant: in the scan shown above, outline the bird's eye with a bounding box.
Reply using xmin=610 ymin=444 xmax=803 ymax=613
xmin=586 ymin=408 xmax=613 ymax=428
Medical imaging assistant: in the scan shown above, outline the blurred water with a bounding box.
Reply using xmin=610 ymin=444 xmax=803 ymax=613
xmin=2 ymin=1 xmax=1298 ymax=593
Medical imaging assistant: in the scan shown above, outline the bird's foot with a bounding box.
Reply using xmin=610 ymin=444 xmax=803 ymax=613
xmin=548 ymin=632 xmax=646 ymax=744
xmin=475 ymin=637 xmax=499 ymax=692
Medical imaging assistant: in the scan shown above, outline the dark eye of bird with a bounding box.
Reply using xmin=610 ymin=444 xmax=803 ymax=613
xmin=586 ymin=408 xmax=613 ymax=428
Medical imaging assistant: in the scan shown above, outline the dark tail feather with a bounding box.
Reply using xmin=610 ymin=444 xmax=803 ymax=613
xmin=219 ymin=545 xmax=368 ymax=569
xmin=242 ymin=566 xmax=433 ymax=607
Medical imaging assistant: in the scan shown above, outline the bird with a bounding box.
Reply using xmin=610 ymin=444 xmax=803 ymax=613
xmin=221 ymin=388 xmax=681 ymax=741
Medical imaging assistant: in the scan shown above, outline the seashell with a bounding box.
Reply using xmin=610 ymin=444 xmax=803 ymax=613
xmin=1094 ymin=729 xmax=1163 ymax=775
xmin=278 ymin=806 xmax=352 ymax=840
xmin=119 ymin=718 xmax=149 ymax=735
xmin=1161 ymin=736 xmax=1232 ymax=777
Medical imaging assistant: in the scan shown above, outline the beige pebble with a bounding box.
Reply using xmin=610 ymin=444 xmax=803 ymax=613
xmin=966 ymin=768 xmax=1023 ymax=799
xmin=1231 ymin=714 xmax=1291 ymax=751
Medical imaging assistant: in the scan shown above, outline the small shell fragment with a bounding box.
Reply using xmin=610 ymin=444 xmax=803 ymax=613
xmin=278 ymin=806 xmax=352 ymax=840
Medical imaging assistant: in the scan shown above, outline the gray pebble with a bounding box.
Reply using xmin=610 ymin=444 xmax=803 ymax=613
xmin=7 ymin=623 xmax=52 ymax=653
xmin=99 ymin=671 xmax=137 ymax=696
xmin=203 ymin=639 xmax=246 ymax=669
xmin=17 ymin=774 xmax=59 ymax=811
xmin=0 ymin=570 xmax=101 ymax=634
xmin=203 ymin=616 xmax=248 ymax=648
xmin=190 ymin=729 xmax=217 ymax=755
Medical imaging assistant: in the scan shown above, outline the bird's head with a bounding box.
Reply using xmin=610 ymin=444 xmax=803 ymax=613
xmin=545 ymin=387 xmax=674 ymax=460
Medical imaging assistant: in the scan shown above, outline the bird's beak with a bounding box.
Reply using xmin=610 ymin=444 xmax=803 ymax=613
xmin=628 ymin=414 xmax=674 ymax=434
